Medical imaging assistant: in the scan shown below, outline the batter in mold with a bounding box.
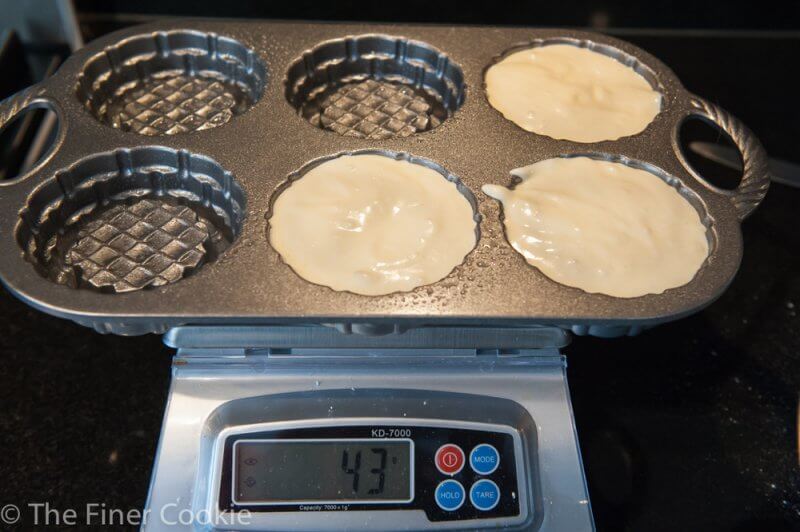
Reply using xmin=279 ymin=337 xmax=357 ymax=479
xmin=269 ymin=153 xmax=477 ymax=296
xmin=482 ymin=157 xmax=709 ymax=298
xmin=485 ymin=44 xmax=661 ymax=142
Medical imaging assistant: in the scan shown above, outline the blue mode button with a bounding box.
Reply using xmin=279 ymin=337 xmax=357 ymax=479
xmin=470 ymin=479 xmax=501 ymax=511
xmin=470 ymin=443 xmax=500 ymax=475
xmin=435 ymin=479 xmax=465 ymax=511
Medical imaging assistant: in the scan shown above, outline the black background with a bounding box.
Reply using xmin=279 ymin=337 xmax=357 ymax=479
xmin=1 ymin=2 xmax=799 ymax=530
xmin=73 ymin=0 xmax=800 ymax=30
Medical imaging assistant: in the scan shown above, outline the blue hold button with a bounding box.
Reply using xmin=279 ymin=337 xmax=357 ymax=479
xmin=435 ymin=479 xmax=465 ymax=511
xmin=470 ymin=479 xmax=501 ymax=511
xmin=470 ymin=443 xmax=500 ymax=475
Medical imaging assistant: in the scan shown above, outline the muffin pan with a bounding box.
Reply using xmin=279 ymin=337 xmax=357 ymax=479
xmin=0 ymin=21 xmax=769 ymax=335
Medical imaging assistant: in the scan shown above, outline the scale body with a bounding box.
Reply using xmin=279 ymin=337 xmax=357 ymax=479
xmin=142 ymin=325 xmax=593 ymax=531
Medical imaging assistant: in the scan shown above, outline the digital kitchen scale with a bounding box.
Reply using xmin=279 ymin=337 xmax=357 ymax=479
xmin=142 ymin=325 xmax=593 ymax=531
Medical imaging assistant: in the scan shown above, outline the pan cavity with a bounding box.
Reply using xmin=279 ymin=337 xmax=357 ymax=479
xmin=16 ymin=147 xmax=245 ymax=293
xmin=285 ymin=35 xmax=465 ymax=139
xmin=77 ymin=30 xmax=266 ymax=135
xmin=268 ymin=152 xmax=479 ymax=295
xmin=485 ymin=41 xmax=661 ymax=142
xmin=483 ymin=156 xmax=711 ymax=298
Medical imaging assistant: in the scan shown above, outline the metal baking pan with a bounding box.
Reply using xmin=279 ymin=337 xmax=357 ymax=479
xmin=0 ymin=20 xmax=769 ymax=336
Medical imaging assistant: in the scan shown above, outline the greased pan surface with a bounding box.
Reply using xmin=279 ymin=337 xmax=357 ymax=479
xmin=0 ymin=20 xmax=769 ymax=335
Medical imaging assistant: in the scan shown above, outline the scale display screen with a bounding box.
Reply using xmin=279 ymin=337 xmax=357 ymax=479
xmin=233 ymin=439 xmax=414 ymax=504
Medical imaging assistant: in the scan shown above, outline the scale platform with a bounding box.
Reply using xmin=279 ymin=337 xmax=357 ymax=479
xmin=142 ymin=325 xmax=593 ymax=531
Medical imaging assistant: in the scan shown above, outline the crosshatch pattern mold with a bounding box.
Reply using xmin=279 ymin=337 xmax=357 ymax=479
xmin=285 ymin=34 xmax=465 ymax=139
xmin=15 ymin=146 xmax=245 ymax=293
xmin=76 ymin=30 xmax=267 ymax=135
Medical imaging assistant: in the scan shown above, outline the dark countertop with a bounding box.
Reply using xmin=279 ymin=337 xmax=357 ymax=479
xmin=567 ymin=31 xmax=800 ymax=532
xmin=1 ymin=29 xmax=798 ymax=531
xmin=568 ymin=182 xmax=800 ymax=531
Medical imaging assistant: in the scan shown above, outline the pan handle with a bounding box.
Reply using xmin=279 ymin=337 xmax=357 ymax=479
xmin=687 ymin=96 xmax=770 ymax=221
xmin=0 ymin=82 xmax=60 ymax=185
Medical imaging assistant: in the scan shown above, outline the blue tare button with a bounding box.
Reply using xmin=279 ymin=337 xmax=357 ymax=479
xmin=435 ymin=479 xmax=466 ymax=511
xmin=470 ymin=444 xmax=500 ymax=475
xmin=470 ymin=479 xmax=501 ymax=511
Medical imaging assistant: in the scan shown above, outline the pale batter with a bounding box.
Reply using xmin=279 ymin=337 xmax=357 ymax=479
xmin=485 ymin=44 xmax=661 ymax=142
xmin=482 ymin=157 xmax=709 ymax=298
xmin=269 ymin=154 xmax=477 ymax=295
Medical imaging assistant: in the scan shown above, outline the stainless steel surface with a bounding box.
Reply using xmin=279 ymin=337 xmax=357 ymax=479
xmin=0 ymin=21 xmax=770 ymax=335
xmin=143 ymin=350 xmax=591 ymax=531
xmin=689 ymin=140 xmax=800 ymax=188
xmin=0 ymin=0 xmax=83 ymax=54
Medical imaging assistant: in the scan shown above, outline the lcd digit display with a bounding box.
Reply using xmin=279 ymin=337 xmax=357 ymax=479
xmin=233 ymin=439 xmax=413 ymax=504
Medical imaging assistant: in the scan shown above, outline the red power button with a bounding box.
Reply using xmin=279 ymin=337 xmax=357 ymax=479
xmin=435 ymin=444 xmax=465 ymax=475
